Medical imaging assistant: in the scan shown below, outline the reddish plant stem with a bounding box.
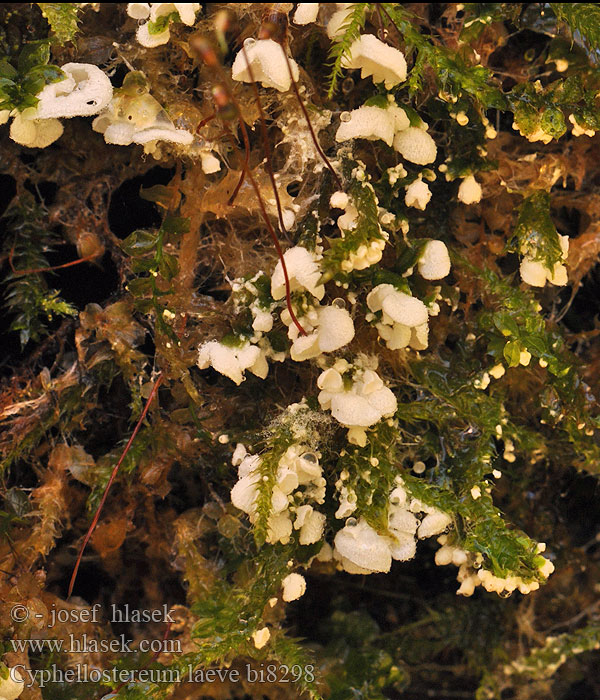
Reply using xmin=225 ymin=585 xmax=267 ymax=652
xmin=68 ymin=373 xmax=163 ymax=598
xmin=191 ymin=38 xmax=306 ymax=336
xmin=237 ymin=42 xmax=291 ymax=240
xmin=9 ymin=249 xmax=98 ymax=276
xmin=278 ymin=45 xmax=343 ymax=190
xmin=224 ymin=121 xmax=307 ymax=337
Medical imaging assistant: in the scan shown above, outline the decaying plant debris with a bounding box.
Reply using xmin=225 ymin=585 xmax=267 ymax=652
xmin=2 ymin=3 xmax=600 ymax=699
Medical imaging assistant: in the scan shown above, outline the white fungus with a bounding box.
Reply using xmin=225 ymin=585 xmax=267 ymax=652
xmin=133 ymin=3 xmax=201 ymax=47
xmin=405 ymin=178 xmax=432 ymax=210
xmin=232 ymin=39 xmax=299 ymax=92
xmin=335 ymin=103 xmax=409 ymax=146
xmin=92 ymin=76 xmax=194 ymax=155
xmin=342 ymin=34 xmax=407 ymax=89
xmin=9 ymin=113 xmax=64 ymax=148
xmin=457 ymin=174 xmax=482 ymax=204
xmin=288 ymin=305 xmax=355 ymax=362
xmin=327 ymin=4 xmax=354 ymax=39
xmin=281 ymin=572 xmax=307 ymax=601
xmin=393 ymin=126 xmax=437 ymax=165
xmin=367 ymin=284 xmax=430 ymax=352
xmin=7 ymin=63 xmax=113 ymax=149
xmin=293 ymin=3 xmax=320 ymax=25
xmin=367 ymin=284 xmax=428 ymax=326
xmin=271 ymin=246 xmax=325 ymax=300
xmin=197 ymin=340 xmax=268 ymax=385
xmin=252 ymin=627 xmax=271 ymax=649
xmin=127 ymin=3 xmax=150 ymax=19
xmin=33 ymin=63 xmax=113 ymax=119
xmin=318 ymin=362 xmax=397 ymax=446
xmin=520 ymin=234 xmax=569 ymax=288
xmin=417 ymin=240 xmax=451 ymax=280
xmin=334 ymin=518 xmax=392 ymax=573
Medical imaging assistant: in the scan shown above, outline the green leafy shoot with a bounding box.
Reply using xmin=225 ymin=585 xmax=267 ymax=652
xmin=0 ymin=40 xmax=64 ymax=111
xmin=551 ymin=3 xmax=600 ymax=53
xmin=2 ymin=196 xmax=77 ymax=348
xmin=513 ymin=190 xmax=564 ymax=270
xmin=36 ymin=3 xmax=82 ymax=44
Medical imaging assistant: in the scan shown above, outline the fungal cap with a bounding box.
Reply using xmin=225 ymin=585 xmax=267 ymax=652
xmin=405 ymin=178 xmax=432 ymax=210
xmin=281 ymin=572 xmax=307 ymax=601
xmin=378 ymin=287 xmax=428 ymax=327
xmin=136 ymin=22 xmax=170 ymax=47
xmin=335 ymin=105 xmax=396 ymax=146
xmin=334 ymin=518 xmax=392 ymax=573
xmin=293 ymin=3 xmax=320 ymax=25
xmin=418 ymin=240 xmax=451 ymax=280
xmin=31 ymin=63 xmax=113 ymax=120
xmin=342 ymin=34 xmax=407 ymax=89
xmin=457 ymin=174 xmax=483 ymax=204
xmin=393 ymin=126 xmax=437 ymax=164
xmin=9 ymin=113 xmax=64 ymax=148
xmin=231 ymin=39 xmax=299 ymax=92
xmin=330 ymin=393 xmax=382 ymax=428
xmin=127 ymin=3 xmax=151 ymax=19
xmin=252 ymin=627 xmax=270 ymax=649
xmin=271 ymin=246 xmax=324 ymax=300
xmin=316 ymin=305 xmax=355 ymax=352
xmin=0 ymin=667 xmax=25 ymax=700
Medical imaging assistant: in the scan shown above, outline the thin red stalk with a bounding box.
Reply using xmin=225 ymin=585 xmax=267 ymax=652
xmin=68 ymin=373 xmax=163 ymax=598
xmin=278 ymin=45 xmax=343 ymax=190
xmin=196 ymin=112 xmax=217 ymax=131
xmin=238 ymin=42 xmax=290 ymax=240
xmin=375 ymin=3 xmax=403 ymax=44
xmin=224 ymin=121 xmax=307 ymax=337
xmin=9 ymin=249 xmax=97 ymax=276
xmin=227 ymin=158 xmax=248 ymax=206
xmin=192 ymin=38 xmax=306 ymax=335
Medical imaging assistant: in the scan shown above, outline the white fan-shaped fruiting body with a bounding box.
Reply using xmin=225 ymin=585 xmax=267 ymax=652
xmin=367 ymin=284 xmax=430 ymax=352
xmin=34 ymin=63 xmax=113 ymax=119
xmin=342 ymin=34 xmax=407 ymax=89
xmin=131 ymin=3 xmax=201 ymax=47
xmin=232 ymin=39 xmax=299 ymax=92
xmin=92 ymin=73 xmax=193 ymax=156
xmin=293 ymin=3 xmax=320 ymax=25
xmin=127 ymin=3 xmax=150 ymax=19
xmin=457 ymin=174 xmax=482 ymax=204
xmin=418 ymin=240 xmax=451 ymax=280
xmin=317 ymin=361 xmax=397 ymax=446
xmin=252 ymin=627 xmax=270 ymax=649
xmin=230 ymin=444 xmax=326 ymax=546
xmin=435 ymin=535 xmax=554 ymax=597
xmin=271 ymin=246 xmax=325 ymax=300
xmin=332 ymin=480 xmax=454 ymax=574
xmin=334 ymin=518 xmax=392 ymax=573
xmin=197 ymin=340 xmax=268 ymax=385
xmin=569 ymin=113 xmax=596 ymax=137
xmin=7 ymin=63 xmax=113 ymax=149
xmin=520 ymin=234 xmax=569 ymax=288
xmin=9 ymin=113 xmax=64 ymax=148
xmin=393 ymin=126 xmax=437 ymax=165
xmin=327 ymin=4 xmax=354 ymax=39
xmin=335 ymin=103 xmax=409 ymax=147
xmin=136 ymin=23 xmax=170 ymax=47
xmin=405 ymin=178 xmax=432 ymax=210
xmin=285 ymin=304 xmax=355 ymax=362
xmin=281 ymin=572 xmax=307 ymax=601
